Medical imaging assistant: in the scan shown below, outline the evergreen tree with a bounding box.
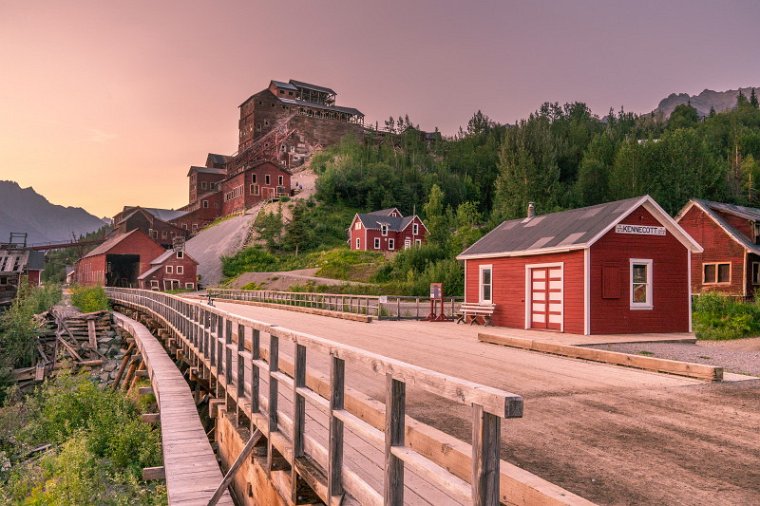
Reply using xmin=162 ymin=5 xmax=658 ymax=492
xmin=750 ymin=89 xmax=759 ymax=109
xmin=422 ymin=184 xmax=449 ymax=246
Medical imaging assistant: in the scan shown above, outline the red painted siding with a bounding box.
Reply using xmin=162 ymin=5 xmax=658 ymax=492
xmin=591 ymin=205 xmax=690 ymax=333
xmin=221 ymin=162 xmax=292 ymax=216
xmin=350 ymin=215 xmax=428 ymax=252
xmin=677 ymin=205 xmax=746 ymax=296
xmin=465 ymin=251 xmax=585 ymax=334
xmin=139 ymin=252 xmax=198 ymax=291
xmin=76 ymin=231 xmax=165 ymax=287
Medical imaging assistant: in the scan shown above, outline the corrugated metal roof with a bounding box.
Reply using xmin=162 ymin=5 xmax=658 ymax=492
xmin=685 ymin=199 xmax=760 ymax=255
xmin=289 ymin=80 xmax=336 ymax=95
xmin=458 ymin=195 xmax=702 ymax=258
xmin=271 ymin=80 xmax=299 ymax=91
xmin=143 ymin=208 xmax=188 ymax=222
xmin=187 ymin=166 xmax=226 ymax=176
xmin=277 ymin=98 xmax=363 ymax=117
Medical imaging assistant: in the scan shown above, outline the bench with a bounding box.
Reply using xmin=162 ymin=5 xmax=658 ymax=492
xmin=455 ymin=303 xmax=496 ymax=326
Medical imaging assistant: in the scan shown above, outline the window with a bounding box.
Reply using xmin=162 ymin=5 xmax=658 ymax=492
xmin=630 ymin=259 xmax=653 ymax=309
xmin=201 ymin=181 xmax=208 ymax=190
xmin=755 ymin=222 xmax=760 ymax=244
xmin=373 ymin=238 xmax=380 ymax=249
xmin=0 ymin=277 xmax=6 ymax=286
xmin=415 ymin=239 xmax=422 ymax=246
xmin=161 ymin=231 xmax=167 ymax=239
xmin=355 ymin=238 xmax=360 ymax=249
xmin=252 ymin=174 xmax=257 ymax=183
xmin=150 ymin=280 xmax=159 ymax=290
xmin=278 ymin=175 xmax=284 ymax=185
xmin=265 ymin=175 xmax=271 ymax=185
xmin=176 ymin=266 xmax=184 ymax=275
xmin=479 ymin=265 xmax=493 ymax=304
xmin=176 ymin=251 xmax=184 ymax=259
xmin=380 ymin=224 xmax=388 ymax=236
xmin=412 ymin=223 xmax=419 ymax=235
xmin=192 ymin=224 xmax=198 ymax=232
xmin=388 ymin=238 xmax=395 ymax=250
xmin=202 ymin=200 xmax=209 ymax=208
xmin=166 ymin=265 xmax=174 ymax=274
xmin=354 ymin=222 xmax=361 ymax=230
xmin=185 ymin=282 xmax=195 ymax=289
xmin=753 ymin=262 xmax=760 ymax=286
xmin=251 ymin=184 xmax=260 ymax=196
xmin=703 ymin=263 xmax=731 ymax=284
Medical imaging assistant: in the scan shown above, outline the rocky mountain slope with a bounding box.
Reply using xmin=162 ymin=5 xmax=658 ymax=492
xmin=653 ymin=87 xmax=759 ymax=118
xmin=0 ymin=180 xmax=106 ymax=244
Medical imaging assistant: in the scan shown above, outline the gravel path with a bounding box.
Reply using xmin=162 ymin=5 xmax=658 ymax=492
xmin=589 ymin=339 xmax=760 ymax=376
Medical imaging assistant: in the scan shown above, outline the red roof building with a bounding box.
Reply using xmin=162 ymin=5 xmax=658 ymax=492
xmin=349 ymin=208 xmax=428 ymax=252
xmin=457 ymin=196 xmax=702 ymax=334
xmin=675 ymin=199 xmax=760 ymax=298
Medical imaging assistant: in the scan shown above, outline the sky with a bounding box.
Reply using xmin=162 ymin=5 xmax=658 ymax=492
xmin=1 ymin=0 xmax=759 ymax=217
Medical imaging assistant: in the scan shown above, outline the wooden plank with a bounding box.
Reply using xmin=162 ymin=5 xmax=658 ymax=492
xmin=384 ymin=374 xmax=405 ymax=506
xmin=479 ymin=332 xmax=723 ymax=381
xmin=140 ymin=413 xmax=160 ymax=424
xmin=328 ymin=355 xmax=345 ymax=499
xmin=87 ymin=319 xmax=97 ymax=350
xmin=207 ymin=429 xmax=263 ymax=506
xmin=391 ymin=446 xmax=471 ymax=504
xmin=142 ymin=466 xmax=165 ymax=481
xmin=472 ymin=404 xmax=500 ymax=506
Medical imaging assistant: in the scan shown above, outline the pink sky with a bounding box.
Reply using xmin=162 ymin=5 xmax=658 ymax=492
xmin=1 ymin=0 xmax=759 ymax=217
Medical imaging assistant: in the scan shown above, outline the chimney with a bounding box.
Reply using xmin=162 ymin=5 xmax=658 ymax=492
xmin=527 ymin=202 xmax=536 ymax=218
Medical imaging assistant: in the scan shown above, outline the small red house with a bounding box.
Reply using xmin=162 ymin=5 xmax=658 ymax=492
xmin=138 ymin=248 xmax=198 ymax=291
xmin=75 ymin=229 xmax=165 ymax=287
xmin=349 ymin=208 xmax=428 ymax=252
xmin=457 ymin=196 xmax=702 ymax=335
xmin=675 ymin=199 xmax=760 ymax=298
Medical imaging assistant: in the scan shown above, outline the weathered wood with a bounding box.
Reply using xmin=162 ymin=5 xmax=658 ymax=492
xmin=328 ymin=355 xmax=345 ymax=499
xmin=142 ymin=466 xmax=165 ymax=481
xmin=136 ymin=369 xmax=149 ymax=378
xmin=112 ymin=342 xmax=136 ymax=390
xmin=392 ymin=446 xmax=471 ymax=504
xmin=207 ymin=429 xmax=262 ymax=506
xmin=384 ymin=374 xmax=405 ymax=506
xmin=479 ymin=332 xmax=723 ymax=381
xmin=87 ymin=319 xmax=97 ymax=349
xmin=472 ymin=404 xmax=501 ymax=506
xmin=140 ymin=412 xmax=160 ymax=424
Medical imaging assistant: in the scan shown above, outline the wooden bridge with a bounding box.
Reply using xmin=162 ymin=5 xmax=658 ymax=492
xmin=107 ymin=288 xmax=525 ymax=506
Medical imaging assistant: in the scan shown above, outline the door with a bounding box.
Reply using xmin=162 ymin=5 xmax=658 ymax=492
xmin=530 ymin=266 xmax=562 ymax=330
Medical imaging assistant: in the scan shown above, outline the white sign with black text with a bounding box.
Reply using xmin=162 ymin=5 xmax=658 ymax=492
xmin=615 ymin=224 xmax=666 ymax=236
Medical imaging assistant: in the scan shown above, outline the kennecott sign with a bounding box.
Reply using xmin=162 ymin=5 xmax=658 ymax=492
xmin=615 ymin=224 xmax=666 ymax=236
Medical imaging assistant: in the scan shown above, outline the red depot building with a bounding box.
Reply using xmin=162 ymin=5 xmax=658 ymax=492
xmin=138 ymin=248 xmax=199 ymax=291
xmin=75 ymin=230 xmax=165 ymax=287
xmin=457 ymin=196 xmax=702 ymax=334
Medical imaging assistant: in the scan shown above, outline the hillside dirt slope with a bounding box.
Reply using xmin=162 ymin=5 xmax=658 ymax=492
xmin=229 ymin=268 xmax=368 ymax=290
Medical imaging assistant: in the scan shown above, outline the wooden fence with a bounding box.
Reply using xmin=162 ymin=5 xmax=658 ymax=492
xmin=107 ymin=288 xmax=523 ymax=505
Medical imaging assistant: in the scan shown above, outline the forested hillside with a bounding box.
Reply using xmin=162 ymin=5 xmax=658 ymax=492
xmin=227 ymin=94 xmax=760 ymax=296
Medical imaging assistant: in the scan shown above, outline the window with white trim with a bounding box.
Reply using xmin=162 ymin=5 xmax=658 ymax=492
xmin=479 ymin=265 xmax=493 ymax=304
xmin=176 ymin=251 xmax=184 ymax=259
xmin=176 ymin=265 xmax=184 ymax=275
xmin=150 ymin=280 xmax=159 ymax=290
xmin=373 ymin=238 xmax=380 ymax=249
xmin=630 ymin=259 xmax=653 ymax=309
xmin=278 ymin=175 xmax=284 ymax=186
xmin=380 ymin=224 xmax=388 ymax=236
xmin=202 ymin=200 xmax=209 ymax=208
xmin=354 ymin=221 xmax=361 ymax=230
xmin=752 ymin=262 xmax=760 ymax=286
xmin=703 ymin=262 xmax=730 ymax=284
xmin=252 ymin=174 xmax=257 ymax=183
xmin=166 ymin=265 xmax=174 ymax=274
xmin=414 ymin=239 xmax=422 ymax=246
xmin=251 ymin=184 xmax=260 ymax=196
xmin=388 ymin=238 xmax=395 ymax=250
xmin=185 ymin=282 xmax=195 ymax=289
xmin=355 ymin=238 xmax=360 ymax=249
xmin=412 ymin=223 xmax=419 ymax=235
xmin=265 ymin=175 xmax=271 ymax=185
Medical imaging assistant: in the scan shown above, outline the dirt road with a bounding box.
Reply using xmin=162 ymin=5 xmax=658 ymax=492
xmin=200 ymin=300 xmax=760 ymax=505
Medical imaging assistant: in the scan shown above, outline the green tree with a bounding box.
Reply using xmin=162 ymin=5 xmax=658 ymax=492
xmin=750 ymin=88 xmax=759 ymax=109
xmin=668 ymin=103 xmax=700 ymax=130
xmin=575 ymin=132 xmax=616 ymax=205
xmin=422 ymin=184 xmax=449 ymax=246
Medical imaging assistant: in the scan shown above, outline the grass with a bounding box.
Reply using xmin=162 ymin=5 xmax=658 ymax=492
xmin=70 ymin=285 xmax=109 ymax=313
xmin=693 ymin=293 xmax=760 ymax=340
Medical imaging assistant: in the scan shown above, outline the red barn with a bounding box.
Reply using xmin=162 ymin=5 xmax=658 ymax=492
xmin=457 ymin=196 xmax=702 ymax=335
xmin=138 ymin=248 xmax=199 ymax=291
xmin=349 ymin=208 xmax=428 ymax=252
xmin=675 ymin=199 xmax=760 ymax=298
xmin=75 ymin=230 xmax=165 ymax=287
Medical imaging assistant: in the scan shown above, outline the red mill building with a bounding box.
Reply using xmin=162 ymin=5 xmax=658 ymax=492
xmin=113 ymin=79 xmax=365 ymax=234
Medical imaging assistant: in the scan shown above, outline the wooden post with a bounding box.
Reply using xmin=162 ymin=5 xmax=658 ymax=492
xmin=384 ymin=374 xmax=405 ymax=505
xmin=267 ymin=333 xmax=279 ymax=472
xmin=207 ymin=429 xmax=262 ymax=506
xmin=236 ymin=323 xmax=245 ymax=418
xmin=328 ymin=355 xmax=345 ymax=499
xmin=472 ymin=404 xmax=501 ymax=506
xmin=251 ymin=329 xmax=260 ymax=414
xmin=291 ymin=343 xmax=307 ymax=503
xmin=112 ymin=342 xmax=135 ymax=391
xmin=225 ymin=319 xmax=232 ymax=386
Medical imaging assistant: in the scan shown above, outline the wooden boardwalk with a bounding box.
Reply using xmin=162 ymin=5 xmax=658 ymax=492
xmin=114 ymin=312 xmax=234 ymax=506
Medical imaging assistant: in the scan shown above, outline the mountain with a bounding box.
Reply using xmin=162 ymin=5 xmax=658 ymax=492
xmin=0 ymin=181 xmax=107 ymax=245
xmin=653 ymin=87 xmax=759 ymax=118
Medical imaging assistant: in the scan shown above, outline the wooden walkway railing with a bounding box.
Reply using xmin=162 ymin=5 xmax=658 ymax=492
xmin=107 ymin=288 xmax=524 ymax=506
xmin=206 ymin=288 xmax=462 ymax=321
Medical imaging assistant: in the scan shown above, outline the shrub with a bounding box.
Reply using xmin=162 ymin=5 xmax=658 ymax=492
xmin=70 ymin=285 xmax=109 ymax=313
xmin=693 ymin=293 xmax=760 ymax=340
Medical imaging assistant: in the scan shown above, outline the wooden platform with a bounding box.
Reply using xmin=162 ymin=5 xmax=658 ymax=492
xmin=114 ymin=312 xmax=234 ymax=506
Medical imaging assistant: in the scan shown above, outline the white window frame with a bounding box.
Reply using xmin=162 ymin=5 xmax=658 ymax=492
xmin=176 ymin=265 xmax=184 ymax=275
xmin=202 ymin=200 xmax=209 ymax=208
xmin=355 ymin=238 xmax=360 ymax=249
xmin=414 ymin=238 xmax=422 ymax=246
xmin=380 ymin=224 xmax=388 ymax=236
xmin=252 ymin=174 xmax=257 ymax=183
xmin=176 ymin=251 xmax=184 ymax=259
xmin=388 ymin=238 xmax=395 ymax=250
xmin=185 ymin=282 xmax=195 ymax=289
xmin=479 ymin=264 xmax=493 ymax=304
xmin=265 ymin=174 xmax=271 ymax=185
xmin=278 ymin=175 xmax=284 ymax=186
xmin=166 ymin=265 xmax=174 ymax=274
xmin=413 ymin=223 xmax=419 ymax=235
xmin=354 ymin=221 xmax=361 ymax=230
xmin=702 ymin=262 xmax=731 ymax=285
xmin=630 ymin=259 xmax=653 ymax=310
xmin=150 ymin=279 xmax=159 ymax=290
xmin=373 ymin=238 xmax=381 ymax=249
